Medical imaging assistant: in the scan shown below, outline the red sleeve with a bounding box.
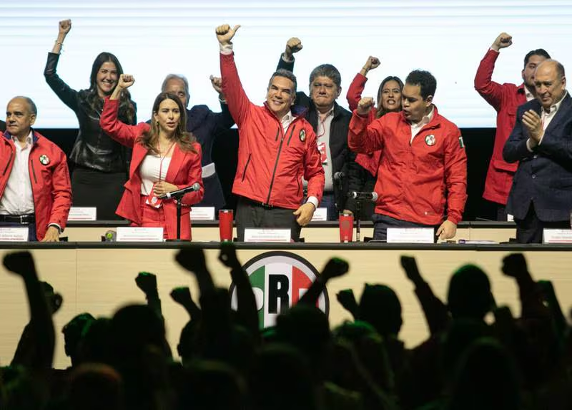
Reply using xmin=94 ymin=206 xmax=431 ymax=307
xmin=346 ymin=73 xmax=368 ymax=111
xmin=474 ymin=49 xmax=504 ymax=112
xmin=348 ymin=110 xmax=385 ymax=154
xmin=443 ymin=126 xmax=468 ymax=224
xmin=100 ymin=98 xmax=148 ymax=148
xmin=48 ymin=150 xmax=72 ymax=231
xmin=303 ymin=127 xmax=325 ymax=203
xmin=181 ymin=143 xmax=204 ymax=206
xmin=220 ymin=52 xmax=252 ymax=128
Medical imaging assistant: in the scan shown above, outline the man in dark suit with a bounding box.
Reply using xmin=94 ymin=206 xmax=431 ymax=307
xmin=503 ymin=59 xmax=571 ymax=243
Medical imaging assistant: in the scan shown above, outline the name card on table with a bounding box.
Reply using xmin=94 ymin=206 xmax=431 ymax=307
xmin=190 ymin=207 xmax=215 ymax=221
xmin=116 ymin=227 xmax=164 ymax=242
xmin=543 ymin=229 xmax=572 ymax=244
xmin=68 ymin=207 xmax=97 ymax=221
xmin=387 ymin=228 xmax=435 ymax=244
xmin=311 ymin=207 xmax=328 ymax=222
xmin=0 ymin=227 xmax=29 ymax=242
xmin=244 ymin=229 xmax=291 ymax=243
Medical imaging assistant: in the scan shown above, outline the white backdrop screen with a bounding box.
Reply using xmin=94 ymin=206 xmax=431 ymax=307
xmin=1 ymin=0 xmax=571 ymax=128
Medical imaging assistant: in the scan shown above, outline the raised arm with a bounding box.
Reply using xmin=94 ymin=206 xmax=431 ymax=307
xmin=298 ymin=257 xmax=349 ymax=306
xmin=99 ymin=74 xmax=147 ymax=148
xmin=348 ymin=97 xmax=385 ymax=153
xmin=474 ymin=32 xmax=513 ymax=111
xmin=44 ymin=19 xmax=81 ymax=112
xmin=347 ymin=56 xmax=380 ymax=111
xmin=277 ymin=37 xmax=302 ymax=72
xmin=4 ymin=252 xmax=55 ymax=370
xmin=209 ymin=75 xmax=235 ymax=129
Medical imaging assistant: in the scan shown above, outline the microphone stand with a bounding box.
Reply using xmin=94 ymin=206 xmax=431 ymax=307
xmin=355 ymin=198 xmax=363 ymax=242
xmin=166 ymin=193 xmax=185 ymax=242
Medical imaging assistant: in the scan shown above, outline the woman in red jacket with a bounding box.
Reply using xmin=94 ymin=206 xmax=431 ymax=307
xmin=100 ymin=74 xmax=204 ymax=240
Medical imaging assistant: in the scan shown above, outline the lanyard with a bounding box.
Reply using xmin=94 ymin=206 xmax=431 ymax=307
xmin=157 ymin=140 xmax=175 ymax=182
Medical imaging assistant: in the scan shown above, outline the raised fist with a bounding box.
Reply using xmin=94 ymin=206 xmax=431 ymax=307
xmin=210 ymin=75 xmax=223 ymax=94
xmin=492 ymin=32 xmax=512 ymax=51
xmin=285 ymin=37 xmax=303 ymax=59
xmin=216 ymin=24 xmax=241 ymax=46
xmin=364 ymin=56 xmax=380 ymax=71
xmin=357 ymin=97 xmax=374 ymax=115
xmin=118 ymin=74 xmax=135 ymax=89
xmin=59 ymin=19 xmax=72 ymax=35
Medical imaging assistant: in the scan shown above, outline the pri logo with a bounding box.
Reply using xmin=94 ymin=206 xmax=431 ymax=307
xmin=230 ymin=251 xmax=329 ymax=329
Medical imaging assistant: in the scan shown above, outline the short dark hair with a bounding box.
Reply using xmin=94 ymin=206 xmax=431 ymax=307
xmin=268 ymin=69 xmax=297 ymax=94
xmin=405 ymin=70 xmax=437 ymax=100
xmin=309 ymin=64 xmax=341 ymax=89
xmin=524 ymin=49 xmax=551 ymax=68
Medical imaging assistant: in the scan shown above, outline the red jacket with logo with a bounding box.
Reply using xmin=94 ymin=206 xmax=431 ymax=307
xmin=348 ymin=107 xmax=467 ymax=225
xmin=100 ymin=99 xmax=204 ymax=240
xmin=221 ymin=52 xmax=324 ymax=209
xmin=474 ymin=49 xmax=528 ymax=205
xmin=0 ymin=131 xmax=72 ymax=240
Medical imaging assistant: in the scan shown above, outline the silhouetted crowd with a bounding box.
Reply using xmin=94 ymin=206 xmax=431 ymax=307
xmin=1 ymin=247 xmax=570 ymax=410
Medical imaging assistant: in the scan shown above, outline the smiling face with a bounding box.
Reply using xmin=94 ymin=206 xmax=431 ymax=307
xmin=6 ymin=98 xmax=36 ymax=139
xmin=153 ymin=98 xmax=181 ymax=136
xmin=401 ymin=84 xmax=432 ymax=123
xmin=534 ymin=61 xmax=566 ymax=111
xmin=95 ymin=61 xmax=119 ymax=98
xmin=266 ymin=75 xmax=296 ymax=119
xmin=379 ymin=79 xmax=402 ymax=112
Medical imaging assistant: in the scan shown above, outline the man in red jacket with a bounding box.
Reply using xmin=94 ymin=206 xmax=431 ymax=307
xmin=349 ymin=70 xmax=467 ymax=242
xmin=0 ymin=97 xmax=72 ymax=241
xmin=217 ymin=24 xmax=325 ymax=241
xmin=474 ymin=32 xmax=550 ymax=220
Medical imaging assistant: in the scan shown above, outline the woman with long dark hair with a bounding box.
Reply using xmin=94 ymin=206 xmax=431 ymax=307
xmin=346 ymin=57 xmax=404 ymax=220
xmin=44 ymin=19 xmax=136 ymax=220
xmin=100 ymin=74 xmax=204 ymax=240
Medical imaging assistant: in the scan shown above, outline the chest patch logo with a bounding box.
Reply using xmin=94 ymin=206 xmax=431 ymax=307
xmin=425 ymin=134 xmax=436 ymax=146
xmin=299 ymin=129 xmax=306 ymax=142
xmin=39 ymin=154 xmax=50 ymax=165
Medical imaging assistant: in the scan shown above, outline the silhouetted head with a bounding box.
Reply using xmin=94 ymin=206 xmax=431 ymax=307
xmin=80 ymin=317 xmax=112 ymax=365
xmin=447 ymin=264 xmax=493 ymax=320
xmin=67 ymin=363 xmax=124 ymax=410
xmin=358 ymin=284 xmax=403 ymax=337
xmin=447 ymin=338 xmax=521 ymax=410
xmin=62 ymin=313 xmax=96 ymax=366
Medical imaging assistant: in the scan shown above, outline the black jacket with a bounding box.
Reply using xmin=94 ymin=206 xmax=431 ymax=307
xmin=277 ymin=55 xmax=354 ymax=213
xmin=44 ymin=52 xmax=136 ymax=173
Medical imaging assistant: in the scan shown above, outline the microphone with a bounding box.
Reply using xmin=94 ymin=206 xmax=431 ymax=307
xmin=348 ymin=191 xmax=378 ymax=202
xmin=159 ymin=183 xmax=201 ymax=199
xmin=333 ymin=171 xmax=345 ymax=181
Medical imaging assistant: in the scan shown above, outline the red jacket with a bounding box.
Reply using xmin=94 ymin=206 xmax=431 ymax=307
xmin=474 ymin=49 xmax=528 ymax=205
xmin=346 ymin=72 xmax=381 ymax=176
xmin=221 ymin=52 xmax=324 ymax=209
xmin=100 ymin=99 xmax=204 ymax=240
xmin=0 ymin=131 xmax=72 ymax=240
xmin=348 ymin=107 xmax=467 ymax=225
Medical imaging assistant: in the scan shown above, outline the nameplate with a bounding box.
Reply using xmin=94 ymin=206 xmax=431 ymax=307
xmin=190 ymin=207 xmax=215 ymax=221
xmin=543 ymin=229 xmax=572 ymax=244
xmin=311 ymin=208 xmax=328 ymax=222
xmin=116 ymin=227 xmax=164 ymax=242
xmin=68 ymin=207 xmax=97 ymax=221
xmin=387 ymin=228 xmax=435 ymax=243
xmin=0 ymin=227 xmax=29 ymax=242
xmin=244 ymin=229 xmax=291 ymax=243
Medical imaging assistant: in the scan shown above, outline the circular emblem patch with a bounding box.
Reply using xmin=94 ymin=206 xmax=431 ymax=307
xmin=299 ymin=129 xmax=306 ymax=142
xmin=229 ymin=251 xmax=329 ymax=329
xmin=425 ymin=134 xmax=436 ymax=146
xmin=39 ymin=154 xmax=50 ymax=165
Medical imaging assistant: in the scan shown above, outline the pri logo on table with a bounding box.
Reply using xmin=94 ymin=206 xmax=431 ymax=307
xmin=230 ymin=251 xmax=329 ymax=329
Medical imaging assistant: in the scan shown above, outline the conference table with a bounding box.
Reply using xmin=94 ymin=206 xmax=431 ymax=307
xmin=1 ymin=220 xmax=571 ymax=369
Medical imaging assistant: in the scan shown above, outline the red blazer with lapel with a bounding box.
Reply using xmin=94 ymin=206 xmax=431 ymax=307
xmin=100 ymin=98 xmax=204 ymax=240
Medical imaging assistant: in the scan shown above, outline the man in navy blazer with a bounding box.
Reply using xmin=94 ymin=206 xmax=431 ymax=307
xmin=503 ymin=59 xmax=571 ymax=243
